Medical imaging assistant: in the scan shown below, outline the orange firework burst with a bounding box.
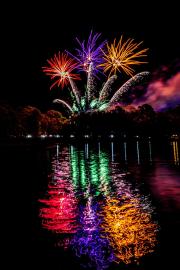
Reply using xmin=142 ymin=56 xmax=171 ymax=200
xmin=100 ymin=36 xmax=148 ymax=77
xmin=43 ymin=52 xmax=80 ymax=89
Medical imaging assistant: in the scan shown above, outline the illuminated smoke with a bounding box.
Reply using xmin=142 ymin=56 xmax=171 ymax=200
xmin=133 ymin=72 xmax=180 ymax=111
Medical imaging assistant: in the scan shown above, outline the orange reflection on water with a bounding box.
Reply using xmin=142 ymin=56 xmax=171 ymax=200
xmin=172 ymin=141 xmax=179 ymax=165
xmin=100 ymin=196 xmax=158 ymax=264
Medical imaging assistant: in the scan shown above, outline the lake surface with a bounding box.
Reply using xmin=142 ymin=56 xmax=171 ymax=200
xmin=3 ymin=137 xmax=180 ymax=269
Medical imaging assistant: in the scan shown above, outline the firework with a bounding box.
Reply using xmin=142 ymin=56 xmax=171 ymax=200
xmin=68 ymin=31 xmax=106 ymax=103
xmin=87 ymin=62 xmax=96 ymax=102
xmin=100 ymin=36 xmax=148 ymax=77
xmin=43 ymin=52 xmax=80 ymax=89
xmin=43 ymin=52 xmax=82 ymax=106
xmin=67 ymin=31 xmax=106 ymax=75
xmin=99 ymin=75 xmax=117 ymax=101
xmin=43 ymin=32 xmax=150 ymax=114
xmin=53 ymin=99 xmax=73 ymax=112
xmin=109 ymin=71 xmax=150 ymax=104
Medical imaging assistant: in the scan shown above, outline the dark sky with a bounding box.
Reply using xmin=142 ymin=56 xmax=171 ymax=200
xmin=2 ymin=1 xmax=180 ymax=110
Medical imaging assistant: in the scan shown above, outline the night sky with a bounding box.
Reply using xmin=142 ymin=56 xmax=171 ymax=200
xmin=2 ymin=1 xmax=180 ymax=110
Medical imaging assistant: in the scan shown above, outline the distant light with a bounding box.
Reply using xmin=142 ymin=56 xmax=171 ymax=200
xmin=70 ymin=134 xmax=75 ymax=138
xmin=26 ymin=134 xmax=32 ymax=138
xmin=110 ymin=134 xmax=114 ymax=138
xmin=172 ymin=134 xmax=178 ymax=138
xmin=84 ymin=135 xmax=89 ymax=138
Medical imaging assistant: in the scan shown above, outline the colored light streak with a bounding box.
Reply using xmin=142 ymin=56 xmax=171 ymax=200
xmin=98 ymin=151 xmax=112 ymax=197
xmin=111 ymin=142 xmax=114 ymax=162
xmin=100 ymin=196 xmax=158 ymax=264
xmin=136 ymin=140 xmax=140 ymax=164
xmin=39 ymin=189 xmax=78 ymax=233
xmin=89 ymin=153 xmax=99 ymax=187
xmin=80 ymin=151 xmax=88 ymax=192
xmin=172 ymin=141 xmax=179 ymax=165
xmin=124 ymin=141 xmax=127 ymax=161
xmin=70 ymin=145 xmax=80 ymax=190
xmin=71 ymin=196 xmax=114 ymax=270
xmin=39 ymin=148 xmax=79 ymax=234
xmin=70 ymin=146 xmax=112 ymax=198
xmin=148 ymin=139 xmax=152 ymax=162
xmin=85 ymin=143 xmax=89 ymax=159
xmin=38 ymin=146 xmax=159 ymax=267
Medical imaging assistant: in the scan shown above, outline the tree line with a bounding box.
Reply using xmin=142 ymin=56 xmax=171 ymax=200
xmin=0 ymin=102 xmax=179 ymax=138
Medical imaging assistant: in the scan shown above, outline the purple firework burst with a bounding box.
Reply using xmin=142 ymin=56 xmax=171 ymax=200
xmin=67 ymin=31 xmax=106 ymax=77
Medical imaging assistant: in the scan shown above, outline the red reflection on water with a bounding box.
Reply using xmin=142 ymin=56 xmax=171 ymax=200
xmin=39 ymin=184 xmax=78 ymax=233
xmin=39 ymin=151 xmax=78 ymax=234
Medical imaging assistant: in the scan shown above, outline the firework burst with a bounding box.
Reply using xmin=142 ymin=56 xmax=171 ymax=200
xmin=100 ymin=36 xmax=148 ymax=77
xmin=43 ymin=52 xmax=80 ymax=89
xmin=43 ymin=32 xmax=150 ymax=114
xmin=67 ymin=31 xmax=106 ymax=75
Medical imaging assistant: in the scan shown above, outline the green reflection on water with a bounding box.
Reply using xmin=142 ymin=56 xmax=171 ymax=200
xmin=70 ymin=144 xmax=112 ymax=197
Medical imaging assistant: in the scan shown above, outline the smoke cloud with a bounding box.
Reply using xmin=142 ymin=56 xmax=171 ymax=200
xmin=133 ymin=72 xmax=180 ymax=111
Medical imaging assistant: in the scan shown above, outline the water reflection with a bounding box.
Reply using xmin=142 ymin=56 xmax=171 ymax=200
xmin=111 ymin=142 xmax=114 ymax=162
xmin=39 ymin=147 xmax=79 ymax=234
xmin=136 ymin=140 xmax=140 ymax=164
xmin=71 ymin=196 xmax=114 ymax=270
xmin=38 ymin=144 xmax=159 ymax=268
xmin=124 ymin=141 xmax=127 ymax=162
xmin=148 ymin=139 xmax=152 ymax=162
xmin=172 ymin=140 xmax=179 ymax=165
xmin=101 ymin=196 xmax=158 ymax=264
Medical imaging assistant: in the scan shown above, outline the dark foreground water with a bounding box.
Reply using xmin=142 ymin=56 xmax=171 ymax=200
xmin=2 ymin=137 xmax=180 ymax=269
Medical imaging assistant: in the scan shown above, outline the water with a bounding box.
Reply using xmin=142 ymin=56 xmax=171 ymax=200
xmin=3 ymin=138 xmax=180 ymax=269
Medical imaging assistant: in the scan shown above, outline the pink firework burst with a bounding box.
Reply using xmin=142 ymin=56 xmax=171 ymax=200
xmin=43 ymin=52 xmax=81 ymax=89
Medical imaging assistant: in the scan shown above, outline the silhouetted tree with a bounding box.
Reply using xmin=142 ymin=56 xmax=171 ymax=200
xmin=18 ymin=106 xmax=42 ymax=136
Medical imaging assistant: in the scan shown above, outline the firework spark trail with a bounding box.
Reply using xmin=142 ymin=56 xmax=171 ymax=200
xmin=43 ymin=52 xmax=81 ymax=109
xmin=99 ymin=75 xmax=117 ymax=101
xmin=68 ymin=77 xmax=81 ymax=107
xmin=109 ymin=72 xmax=150 ymax=104
xmin=100 ymin=36 xmax=148 ymax=77
xmin=87 ymin=63 xmax=96 ymax=103
xmin=53 ymin=99 xmax=73 ymax=113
